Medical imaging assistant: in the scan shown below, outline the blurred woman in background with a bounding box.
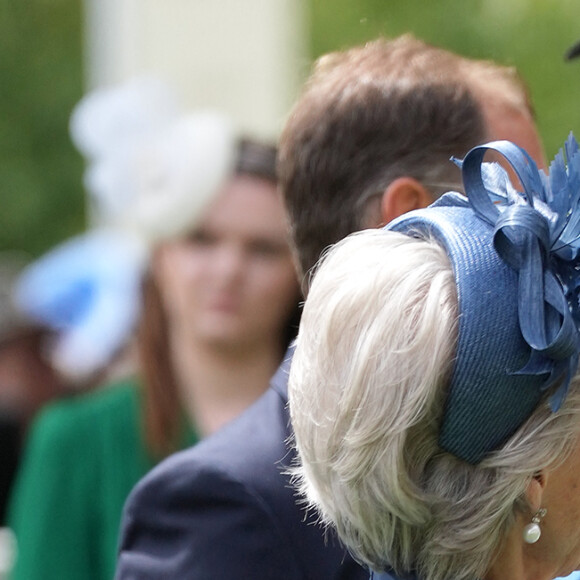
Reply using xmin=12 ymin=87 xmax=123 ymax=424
xmin=7 ymin=79 xmax=301 ymax=580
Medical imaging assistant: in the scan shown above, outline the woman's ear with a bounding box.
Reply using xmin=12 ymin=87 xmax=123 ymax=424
xmin=525 ymin=471 xmax=548 ymax=512
xmin=380 ymin=177 xmax=434 ymax=225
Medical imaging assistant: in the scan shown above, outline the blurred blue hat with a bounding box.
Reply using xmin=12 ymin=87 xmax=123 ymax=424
xmin=387 ymin=135 xmax=580 ymax=463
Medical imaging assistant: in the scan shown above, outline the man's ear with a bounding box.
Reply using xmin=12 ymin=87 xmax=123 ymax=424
xmin=380 ymin=177 xmax=433 ymax=225
xmin=525 ymin=471 xmax=548 ymax=513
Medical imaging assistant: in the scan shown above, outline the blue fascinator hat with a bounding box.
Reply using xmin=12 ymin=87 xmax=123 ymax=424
xmin=387 ymin=134 xmax=580 ymax=464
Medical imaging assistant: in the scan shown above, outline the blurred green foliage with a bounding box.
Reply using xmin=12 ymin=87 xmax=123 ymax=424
xmin=1 ymin=0 xmax=579 ymax=255
xmin=0 ymin=0 xmax=84 ymax=257
xmin=309 ymin=0 xmax=580 ymax=160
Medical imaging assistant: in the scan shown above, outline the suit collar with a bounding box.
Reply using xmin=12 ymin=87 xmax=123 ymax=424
xmin=270 ymin=342 xmax=295 ymax=401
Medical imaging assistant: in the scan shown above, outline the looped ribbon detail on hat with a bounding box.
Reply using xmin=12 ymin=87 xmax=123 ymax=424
xmin=453 ymin=134 xmax=580 ymax=411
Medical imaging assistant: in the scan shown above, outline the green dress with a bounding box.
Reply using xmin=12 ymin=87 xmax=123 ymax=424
xmin=7 ymin=377 xmax=198 ymax=580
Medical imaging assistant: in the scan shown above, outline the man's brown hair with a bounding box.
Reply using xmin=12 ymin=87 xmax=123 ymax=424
xmin=278 ymin=34 xmax=533 ymax=281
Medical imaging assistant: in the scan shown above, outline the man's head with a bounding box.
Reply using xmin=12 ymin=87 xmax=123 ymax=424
xmin=278 ymin=34 xmax=544 ymax=284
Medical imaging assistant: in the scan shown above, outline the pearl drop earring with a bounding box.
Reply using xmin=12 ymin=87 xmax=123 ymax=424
xmin=523 ymin=508 xmax=547 ymax=544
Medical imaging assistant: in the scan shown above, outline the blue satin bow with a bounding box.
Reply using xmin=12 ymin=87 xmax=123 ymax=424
xmin=454 ymin=134 xmax=580 ymax=411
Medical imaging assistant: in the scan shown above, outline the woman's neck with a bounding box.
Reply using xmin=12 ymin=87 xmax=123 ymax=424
xmin=170 ymin=332 xmax=284 ymax=437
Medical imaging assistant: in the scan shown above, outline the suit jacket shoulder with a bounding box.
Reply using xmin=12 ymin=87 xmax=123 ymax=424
xmin=117 ymin=352 xmax=366 ymax=580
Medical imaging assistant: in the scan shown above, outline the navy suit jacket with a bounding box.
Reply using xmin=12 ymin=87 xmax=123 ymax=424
xmin=115 ymin=348 xmax=367 ymax=579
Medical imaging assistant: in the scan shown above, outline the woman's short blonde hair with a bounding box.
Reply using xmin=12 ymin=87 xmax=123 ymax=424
xmin=289 ymin=228 xmax=580 ymax=580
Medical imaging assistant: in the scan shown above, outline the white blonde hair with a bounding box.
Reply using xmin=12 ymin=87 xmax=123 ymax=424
xmin=289 ymin=228 xmax=580 ymax=580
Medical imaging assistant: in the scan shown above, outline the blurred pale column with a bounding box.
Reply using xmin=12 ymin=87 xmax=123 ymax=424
xmin=83 ymin=0 xmax=308 ymax=139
